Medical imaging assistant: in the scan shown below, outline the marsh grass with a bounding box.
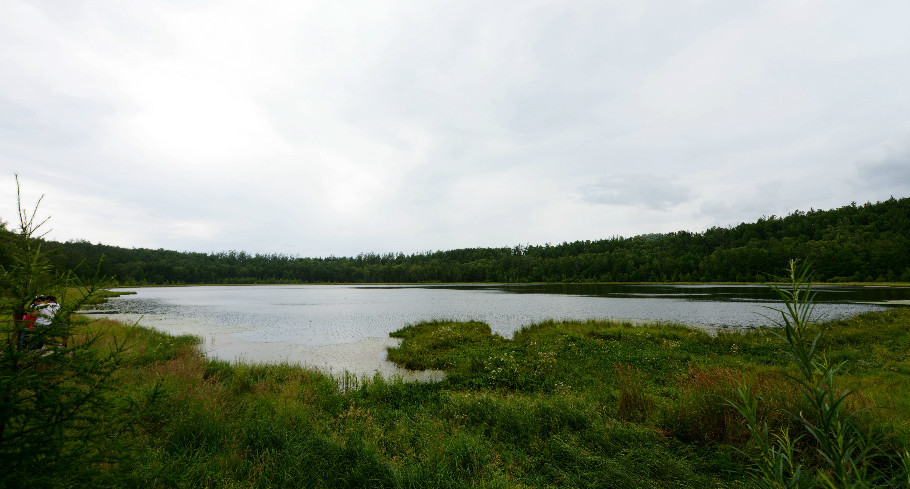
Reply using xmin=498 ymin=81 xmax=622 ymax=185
xmin=728 ymin=262 xmax=910 ymax=488
xmin=615 ymin=364 xmax=653 ymax=423
xmin=6 ymin=299 xmax=909 ymax=487
xmin=662 ymin=365 xmax=797 ymax=447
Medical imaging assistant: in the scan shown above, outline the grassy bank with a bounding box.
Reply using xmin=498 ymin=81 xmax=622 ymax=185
xmin=4 ymin=303 xmax=907 ymax=488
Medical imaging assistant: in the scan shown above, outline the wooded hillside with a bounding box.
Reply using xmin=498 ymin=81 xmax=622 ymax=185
xmin=2 ymin=197 xmax=907 ymax=284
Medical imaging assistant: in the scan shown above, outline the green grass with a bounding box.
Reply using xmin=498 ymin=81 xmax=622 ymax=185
xmin=5 ymin=307 xmax=909 ymax=488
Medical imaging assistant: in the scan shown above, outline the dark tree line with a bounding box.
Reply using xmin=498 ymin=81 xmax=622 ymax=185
xmin=1 ymin=197 xmax=908 ymax=285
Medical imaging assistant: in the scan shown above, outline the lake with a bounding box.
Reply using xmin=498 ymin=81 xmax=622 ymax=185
xmin=85 ymin=283 xmax=909 ymax=378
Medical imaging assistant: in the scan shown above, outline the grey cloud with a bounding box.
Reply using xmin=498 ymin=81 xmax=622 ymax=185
xmin=578 ymin=173 xmax=691 ymax=210
xmin=695 ymin=179 xmax=827 ymax=230
xmin=2 ymin=1 xmax=908 ymax=257
xmin=854 ymin=147 xmax=910 ymax=197
xmin=699 ymin=199 xmax=776 ymax=230
xmin=0 ymin=95 xmax=113 ymax=150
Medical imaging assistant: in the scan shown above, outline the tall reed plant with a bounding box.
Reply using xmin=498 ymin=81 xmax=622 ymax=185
xmin=731 ymin=260 xmax=909 ymax=488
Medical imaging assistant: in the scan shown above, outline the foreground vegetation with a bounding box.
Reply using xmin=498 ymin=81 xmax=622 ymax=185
xmin=3 ymin=179 xmax=908 ymax=487
xmin=1 ymin=300 xmax=908 ymax=487
xmin=2 ymin=196 xmax=907 ymax=285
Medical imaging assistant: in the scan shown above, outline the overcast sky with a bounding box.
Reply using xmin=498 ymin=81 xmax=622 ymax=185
xmin=1 ymin=1 xmax=908 ymax=257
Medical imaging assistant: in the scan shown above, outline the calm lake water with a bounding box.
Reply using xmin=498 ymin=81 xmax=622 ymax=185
xmin=86 ymin=284 xmax=909 ymax=378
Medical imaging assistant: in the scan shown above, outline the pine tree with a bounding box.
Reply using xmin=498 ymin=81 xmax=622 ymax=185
xmin=0 ymin=176 xmax=126 ymax=488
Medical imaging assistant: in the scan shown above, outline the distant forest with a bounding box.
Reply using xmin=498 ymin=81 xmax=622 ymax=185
xmin=2 ymin=197 xmax=908 ymax=285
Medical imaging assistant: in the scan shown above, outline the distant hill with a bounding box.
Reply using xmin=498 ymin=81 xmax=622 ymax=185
xmin=2 ymin=197 xmax=908 ymax=284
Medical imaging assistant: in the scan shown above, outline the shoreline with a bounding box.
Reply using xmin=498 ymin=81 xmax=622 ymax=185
xmin=106 ymin=280 xmax=910 ymax=288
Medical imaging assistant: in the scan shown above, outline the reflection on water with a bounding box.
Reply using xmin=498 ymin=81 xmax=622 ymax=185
xmin=85 ymin=284 xmax=907 ymax=376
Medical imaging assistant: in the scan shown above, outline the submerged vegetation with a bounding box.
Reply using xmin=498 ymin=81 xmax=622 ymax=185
xmin=1 ymin=196 xmax=907 ymax=285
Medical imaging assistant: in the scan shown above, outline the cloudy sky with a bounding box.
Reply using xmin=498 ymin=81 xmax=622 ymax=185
xmin=1 ymin=1 xmax=907 ymax=257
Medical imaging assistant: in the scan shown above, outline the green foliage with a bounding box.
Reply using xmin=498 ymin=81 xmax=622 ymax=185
xmin=732 ymin=385 xmax=810 ymax=489
xmin=9 ymin=196 xmax=908 ymax=285
xmin=662 ymin=366 xmax=766 ymax=446
xmin=387 ymin=320 xmax=502 ymax=371
xmin=0 ymin=178 xmax=129 ymax=488
xmin=2 ymin=303 xmax=905 ymax=488
xmin=1 ymin=255 xmax=908 ymax=487
xmin=614 ymin=364 xmax=653 ymax=423
xmin=730 ymin=260 xmax=910 ymax=488
xmin=384 ymin=294 xmax=910 ymax=486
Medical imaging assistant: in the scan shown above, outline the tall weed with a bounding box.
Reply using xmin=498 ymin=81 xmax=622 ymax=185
xmin=730 ymin=260 xmax=910 ymax=488
xmin=662 ymin=365 xmax=793 ymax=446
xmin=614 ymin=363 xmax=653 ymax=423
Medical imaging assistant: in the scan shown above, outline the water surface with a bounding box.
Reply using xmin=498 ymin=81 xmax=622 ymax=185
xmin=87 ymin=283 xmax=906 ymax=377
